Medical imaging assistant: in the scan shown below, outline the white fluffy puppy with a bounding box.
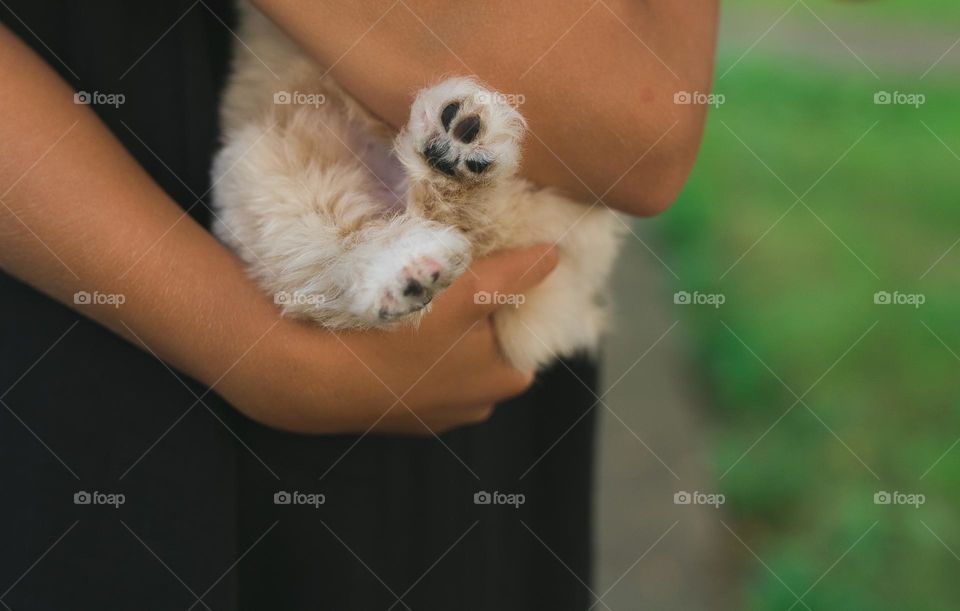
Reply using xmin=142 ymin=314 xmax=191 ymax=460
xmin=212 ymin=3 xmax=625 ymax=371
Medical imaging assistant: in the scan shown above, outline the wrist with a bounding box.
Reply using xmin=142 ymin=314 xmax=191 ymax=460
xmin=211 ymin=314 xmax=360 ymax=433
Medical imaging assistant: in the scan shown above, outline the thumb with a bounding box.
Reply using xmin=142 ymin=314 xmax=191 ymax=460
xmin=467 ymin=243 xmax=558 ymax=316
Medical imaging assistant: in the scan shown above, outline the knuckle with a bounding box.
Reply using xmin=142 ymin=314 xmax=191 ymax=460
xmin=463 ymin=405 xmax=495 ymax=425
xmin=534 ymin=244 xmax=559 ymax=275
xmin=461 ymin=271 xmax=482 ymax=299
xmin=506 ymin=370 xmax=535 ymax=396
xmin=430 ymin=422 xmax=454 ymax=435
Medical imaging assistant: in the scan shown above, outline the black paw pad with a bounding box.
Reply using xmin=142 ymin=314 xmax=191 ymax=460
xmin=452 ymin=115 xmax=481 ymax=143
xmin=423 ymin=140 xmax=458 ymax=176
xmin=441 ymin=102 xmax=460 ymax=131
xmin=403 ymin=279 xmax=424 ymax=297
xmin=465 ymin=158 xmax=492 ymax=174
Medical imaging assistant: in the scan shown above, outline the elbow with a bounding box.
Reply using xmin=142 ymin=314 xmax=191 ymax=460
xmin=606 ymin=103 xmax=708 ymax=217
xmin=609 ymin=165 xmax=693 ymax=217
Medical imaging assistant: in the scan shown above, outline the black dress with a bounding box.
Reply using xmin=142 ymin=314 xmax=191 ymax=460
xmin=0 ymin=2 xmax=599 ymax=609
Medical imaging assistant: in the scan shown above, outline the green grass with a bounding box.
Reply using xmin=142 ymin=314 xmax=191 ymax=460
xmin=658 ymin=54 xmax=960 ymax=610
xmin=729 ymin=0 xmax=960 ymax=24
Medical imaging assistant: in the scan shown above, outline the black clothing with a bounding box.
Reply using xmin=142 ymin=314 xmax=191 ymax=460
xmin=0 ymin=3 xmax=599 ymax=608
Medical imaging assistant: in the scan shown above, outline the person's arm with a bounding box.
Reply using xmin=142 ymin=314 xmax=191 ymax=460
xmin=0 ymin=23 xmax=555 ymax=435
xmin=251 ymin=0 xmax=718 ymax=215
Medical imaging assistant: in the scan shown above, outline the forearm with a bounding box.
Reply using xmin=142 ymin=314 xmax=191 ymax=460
xmin=0 ymin=23 xmax=549 ymax=434
xmin=252 ymin=0 xmax=717 ymax=214
xmin=0 ymin=24 xmax=308 ymax=402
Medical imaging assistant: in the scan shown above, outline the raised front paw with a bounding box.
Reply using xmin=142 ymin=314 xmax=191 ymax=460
xmin=398 ymin=77 xmax=526 ymax=182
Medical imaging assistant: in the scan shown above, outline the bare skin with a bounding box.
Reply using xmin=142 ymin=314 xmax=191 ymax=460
xmin=251 ymin=0 xmax=719 ymax=215
xmin=0 ymin=0 xmax=717 ymax=434
xmin=0 ymin=24 xmax=554 ymax=435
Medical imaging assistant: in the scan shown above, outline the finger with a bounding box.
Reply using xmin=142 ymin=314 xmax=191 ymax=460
xmin=372 ymin=418 xmax=437 ymax=437
xmin=380 ymin=402 xmax=496 ymax=435
xmin=432 ymin=404 xmax=496 ymax=433
xmin=461 ymin=404 xmax=496 ymax=426
xmin=437 ymin=244 xmax=558 ymax=320
xmin=473 ymin=243 xmax=559 ymax=299
xmin=411 ymin=318 xmax=532 ymax=403
xmin=468 ymin=321 xmax=537 ymax=396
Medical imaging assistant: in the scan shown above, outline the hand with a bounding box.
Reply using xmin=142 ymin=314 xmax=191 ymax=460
xmin=217 ymin=244 xmax=559 ymax=435
xmin=0 ymin=24 xmax=556 ymax=437
xmin=251 ymin=0 xmax=718 ymax=214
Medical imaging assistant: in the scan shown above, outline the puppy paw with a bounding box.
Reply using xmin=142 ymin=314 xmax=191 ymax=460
xmin=376 ymin=256 xmax=448 ymax=321
xmin=398 ymin=78 xmax=525 ymax=183
xmin=351 ymin=226 xmax=471 ymax=324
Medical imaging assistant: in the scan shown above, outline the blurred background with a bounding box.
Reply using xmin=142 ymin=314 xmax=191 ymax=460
xmin=595 ymin=1 xmax=960 ymax=609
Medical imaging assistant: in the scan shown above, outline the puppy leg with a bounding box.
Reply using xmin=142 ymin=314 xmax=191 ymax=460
xmin=331 ymin=216 xmax=471 ymax=325
xmin=492 ymin=203 xmax=627 ymax=371
xmin=212 ymin=120 xmax=471 ymax=328
xmin=394 ymin=77 xmax=526 ymax=236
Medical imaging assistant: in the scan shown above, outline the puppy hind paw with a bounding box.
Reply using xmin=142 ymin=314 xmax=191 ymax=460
xmin=352 ymin=227 xmax=471 ymax=325
xmin=376 ymin=255 xmax=449 ymax=321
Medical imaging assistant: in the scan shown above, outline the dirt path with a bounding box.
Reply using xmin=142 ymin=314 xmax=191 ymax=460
xmin=595 ymin=227 xmax=733 ymax=611
xmin=718 ymin=4 xmax=960 ymax=79
xmin=593 ymin=8 xmax=956 ymax=609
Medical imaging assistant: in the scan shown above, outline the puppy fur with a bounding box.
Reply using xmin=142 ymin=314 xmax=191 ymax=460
xmin=211 ymin=2 xmax=626 ymax=371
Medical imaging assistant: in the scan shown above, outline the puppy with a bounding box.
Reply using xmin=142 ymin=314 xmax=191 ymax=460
xmin=212 ymin=2 xmax=625 ymax=371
